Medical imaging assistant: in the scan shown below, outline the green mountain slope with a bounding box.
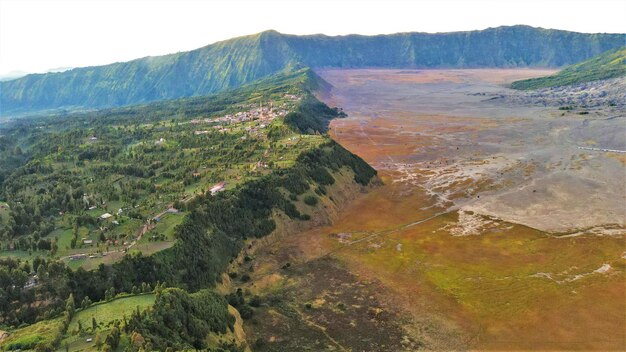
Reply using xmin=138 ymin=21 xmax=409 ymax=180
xmin=0 ymin=68 xmax=377 ymax=351
xmin=0 ymin=30 xmax=301 ymax=114
xmin=1 ymin=26 xmax=624 ymax=114
xmin=511 ymin=47 xmax=626 ymax=90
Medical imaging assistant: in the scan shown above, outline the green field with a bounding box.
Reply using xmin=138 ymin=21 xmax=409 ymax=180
xmin=68 ymin=294 xmax=155 ymax=332
xmin=0 ymin=250 xmax=33 ymax=259
xmin=1 ymin=317 xmax=64 ymax=351
xmin=146 ymin=212 xmax=184 ymax=241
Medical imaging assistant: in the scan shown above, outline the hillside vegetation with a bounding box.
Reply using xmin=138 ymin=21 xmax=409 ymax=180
xmin=2 ymin=26 xmax=624 ymax=114
xmin=0 ymin=69 xmax=376 ymax=351
xmin=511 ymin=47 xmax=626 ymax=90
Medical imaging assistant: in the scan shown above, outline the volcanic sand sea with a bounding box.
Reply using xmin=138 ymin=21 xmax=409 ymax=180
xmin=245 ymin=69 xmax=626 ymax=350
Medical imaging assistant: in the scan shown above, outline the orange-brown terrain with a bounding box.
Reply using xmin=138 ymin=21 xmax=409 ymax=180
xmin=240 ymin=69 xmax=625 ymax=351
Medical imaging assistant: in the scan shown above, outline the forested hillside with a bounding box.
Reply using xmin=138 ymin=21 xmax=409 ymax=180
xmin=0 ymin=68 xmax=376 ymax=351
xmin=2 ymin=26 xmax=624 ymax=114
xmin=511 ymin=46 xmax=626 ymax=89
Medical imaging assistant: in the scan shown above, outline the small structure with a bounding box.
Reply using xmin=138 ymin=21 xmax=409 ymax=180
xmin=83 ymin=239 xmax=93 ymax=245
xmin=99 ymin=213 xmax=113 ymax=220
xmin=70 ymin=254 xmax=87 ymax=261
xmin=24 ymin=275 xmax=39 ymax=289
xmin=210 ymin=182 xmax=226 ymax=195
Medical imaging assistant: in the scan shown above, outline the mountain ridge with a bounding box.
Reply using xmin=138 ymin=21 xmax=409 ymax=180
xmin=511 ymin=46 xmax=626 ymax=89
xmin=2 ymin=25 xmax=624 ymax=114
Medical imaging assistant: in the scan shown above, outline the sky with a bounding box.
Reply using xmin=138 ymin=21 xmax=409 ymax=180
xmin=1 ymin=0 xmax=625 ymax=77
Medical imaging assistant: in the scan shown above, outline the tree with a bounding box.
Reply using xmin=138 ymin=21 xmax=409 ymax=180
xmin=304 ymin=195 xmax=318 ymax=206
xmin=94 ymin=332 xmax=103 ymax=348
xmin=105 ymin=327 xmax=121 ymax=349
xmin=92 ymin=316 xmax=98 ymax=331
xmin=81 ymin=296 xmax=92 ymax=310
xmin=65 ymin=293 xmax=75 ymax=318
xmin=105 ymin=287 xmax=115 ymax=301
xmin=239 ymin=304 xmax=254 ymax=319
xmin=131 ymin=331 xmax=145 ymax=349
xmin=50 ymin=237 xmax=58 ymax=255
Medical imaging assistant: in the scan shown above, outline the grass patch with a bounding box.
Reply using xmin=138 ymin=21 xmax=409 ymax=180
xmin=1 ymin=317 xmax=64 ymax=351
xmin=68 ymin=294 xmax=155 ymax=332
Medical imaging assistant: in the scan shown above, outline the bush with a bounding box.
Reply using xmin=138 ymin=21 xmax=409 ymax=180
xmin=304 ymin=195 xmax=318 ymax=206
xmin=239 ymin=304 xmax=254 ymax=319
xmin=315 ymin=186 xmax=327 ymax=195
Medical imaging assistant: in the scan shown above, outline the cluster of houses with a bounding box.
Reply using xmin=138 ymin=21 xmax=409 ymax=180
xmin=191 ymin=98 xmax=296 ymax=134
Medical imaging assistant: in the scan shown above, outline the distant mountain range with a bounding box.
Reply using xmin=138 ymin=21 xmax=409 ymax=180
xmin=1 ymin=25 xmax=624 ymax=115
xmin=511 ymin=47 xmax=626 ymax=89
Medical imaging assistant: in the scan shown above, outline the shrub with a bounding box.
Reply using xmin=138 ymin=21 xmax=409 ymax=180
xmin=304 ymin=195 xmax=318 ymax=206
xmin=239 ymin=304 xmax=254 ymax=319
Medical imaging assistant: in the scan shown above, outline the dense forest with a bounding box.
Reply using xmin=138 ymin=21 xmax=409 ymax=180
xmin=0 ymin=69 xmax=376 ymax=351
xmin=2 ymin=25 xmax=624 ymax=114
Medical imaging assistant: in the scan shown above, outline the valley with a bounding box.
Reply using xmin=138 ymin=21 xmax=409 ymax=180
xmin=241 ymin=69 xmax=626 ymax=350
xmin=0 ymin=22 xmax=624 ymax=351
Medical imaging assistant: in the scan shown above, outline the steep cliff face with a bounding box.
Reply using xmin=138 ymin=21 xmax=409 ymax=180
xmin=0 ymin=31 xmax=301 ymax=114
xmin=284 ymin=25 xmax=624 ymax=68
xmin=253 ymin=167 xmax=380 ymax=253
xmin=220 ymin=165 xmax=381 ymax=301
xmin=2 ymin=26 xmax=624 ymax=114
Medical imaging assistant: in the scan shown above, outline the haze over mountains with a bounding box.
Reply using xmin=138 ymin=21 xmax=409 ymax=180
xmin=1 ymin=25 xmax=624 ymax=114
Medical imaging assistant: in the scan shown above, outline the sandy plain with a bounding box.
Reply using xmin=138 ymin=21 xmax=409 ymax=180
xmin=244 ymin=69 xmax=625 ymax=351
